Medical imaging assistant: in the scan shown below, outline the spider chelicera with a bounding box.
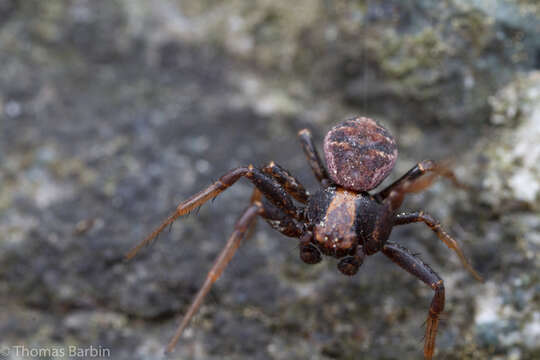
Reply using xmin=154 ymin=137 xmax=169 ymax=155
xmin=126 ymin=116 xmax=483 ymax=359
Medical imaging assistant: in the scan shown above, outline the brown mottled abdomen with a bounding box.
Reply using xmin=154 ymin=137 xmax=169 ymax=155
xmin=323 ymin=117 xmax=398 ymax=192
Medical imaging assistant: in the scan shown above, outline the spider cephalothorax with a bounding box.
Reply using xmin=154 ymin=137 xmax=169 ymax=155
xmin=127 ymin=116 xmax=483 ymax=359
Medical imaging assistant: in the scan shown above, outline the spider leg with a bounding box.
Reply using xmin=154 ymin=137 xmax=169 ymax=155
xmin=165 ymin=201 xmax=264 ymax=354
xmin=250 ymin=187 xmax=262 ymax=203
xmin=245 ymin=159 xmax=311 ymax=240
xmin=298 ymin=128 xmax=329 ymax=183
xmin=377 ymin=160 xmax=467 ymax=209
xmin=125 ymin=166 xmax=300 ymax=260
xmin=248 ymin=166 xmax=306 ymax=238
xmin=259 ymin=199 xmax=304 ymax=238
xmin=242 ymin=185 xmax=305 ymax=242
xmin=394 ymin=212 xmax=483 ymax=282
xmin=241 ymin=188 xmax=262 ymax=244
xmin=382 ymin=242 xmax=445 ymax=360
xmin=262 ymin=161 xmax=309 ymax=203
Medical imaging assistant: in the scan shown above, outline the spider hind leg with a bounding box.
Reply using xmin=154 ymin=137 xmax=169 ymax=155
xmin=378 ymin=160 xmax=467 ymax=209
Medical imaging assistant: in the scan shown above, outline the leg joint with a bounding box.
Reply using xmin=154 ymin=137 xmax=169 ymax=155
xmin=430 ymin=279 xmax=445 ymax=314
xmin=420 ymin=212 xmax=439 ymax=228
xmin=431 ymin=279 xmax=444 ymax=291
xmin=219 ymin=167 xmax=250 ymax=186
xmin=418 ymin=160 xmax=435 ymax=173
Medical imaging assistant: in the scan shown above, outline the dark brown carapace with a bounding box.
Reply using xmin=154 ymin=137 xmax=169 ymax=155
xmin=126 ymin=116 xmax=483 ymax=359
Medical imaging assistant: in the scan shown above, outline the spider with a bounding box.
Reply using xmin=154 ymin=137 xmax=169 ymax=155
xmin=126 ymin=116 xmax=483 ymax=359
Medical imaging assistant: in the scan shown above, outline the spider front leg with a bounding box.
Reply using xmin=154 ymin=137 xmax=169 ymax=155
xmin=298 ymin=128 xmax=330 ymax=183
xmin=382 ymin=242 xmax=445 ymax=360
xmin=262 ymin=161 xmax=310 ymax=203
xmin=377 ymin=160 xmax=466 ymax=209
xmin=165 ymin=201 xmax=264 ymax=353
xmin=125 ymin=165 xmax=300 ymax=260
xmin=245 ymin=160 xmax=309 ymax=241
xmin=259 ymin=199 xmax=304 ymax=238
xmin=394 ymin=212 xmax=483 ymax=282
xmin=161 ymin=168 xmax=307 ymax=353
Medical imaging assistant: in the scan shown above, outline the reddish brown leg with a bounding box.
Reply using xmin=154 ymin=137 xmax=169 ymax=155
xmin=243 ymin=188 xmax=262 ymax=242
xmin=165 ymin=202 xmax=264 ymax=354
xmin=298 ymin=129 xmax=329 ymax=183
xmin=250 ymin=187 xmax=262 ymax=203
xmin=262 ymin=161 xmax=310 ymax=203
xmin=247 ymin=186 xmax=305 ymax=240
xmin=259 ymin=200 xmax=304 ymax=238
xmin=125 ymin=166 xmax=300 ymax=260
xmin=377 ymin=160 xmax=467 ymax=209
xmin=382 ymin=242 xmax=445 ymax=360
xmin=394 ymin=212 xmax=483 ymax=282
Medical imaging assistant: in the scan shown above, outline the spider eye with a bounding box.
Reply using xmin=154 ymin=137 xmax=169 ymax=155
xmin=299 ymin=243 xmax=322 ymax=264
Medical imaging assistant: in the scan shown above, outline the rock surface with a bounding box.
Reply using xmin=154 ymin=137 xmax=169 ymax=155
xmin=468 ymin=71 xmax=540 ymax=360
xmin=0 ymin=1 xmax=539 ymax=359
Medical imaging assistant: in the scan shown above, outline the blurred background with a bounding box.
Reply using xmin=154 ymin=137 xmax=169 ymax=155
xmin=0 ymin=1 xmax=539 ymax=359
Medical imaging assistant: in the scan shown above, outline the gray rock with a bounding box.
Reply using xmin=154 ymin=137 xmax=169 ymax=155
xmin=1 ymin=1 xmax=538 ymax=359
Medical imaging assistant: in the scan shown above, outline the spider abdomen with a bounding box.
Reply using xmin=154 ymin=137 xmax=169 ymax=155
xmin=323 ymin=117 xmax=398 ymax=191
